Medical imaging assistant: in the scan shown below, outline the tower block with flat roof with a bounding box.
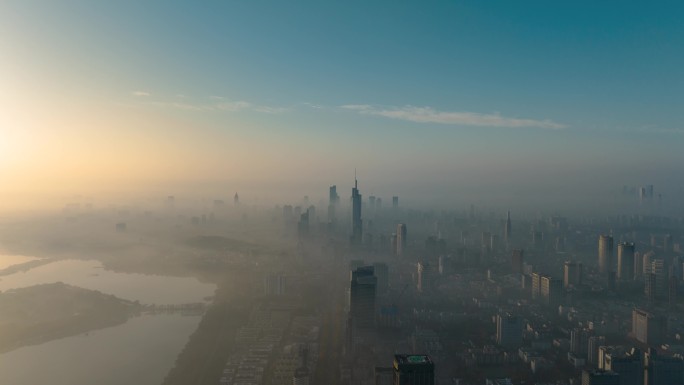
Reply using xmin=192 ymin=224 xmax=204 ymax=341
xmin=393 ymin=354 xmax=434 ymax=385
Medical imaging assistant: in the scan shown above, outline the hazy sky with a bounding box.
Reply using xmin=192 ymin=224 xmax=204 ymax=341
xmin=1 ymin=1 xmax=683 ymax=210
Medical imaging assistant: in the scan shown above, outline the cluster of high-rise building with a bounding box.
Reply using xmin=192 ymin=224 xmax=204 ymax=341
xmin=590 ymin=232 xmax=681 ymax=306
xmin=263 ymin=177 xmax=684 ymax=385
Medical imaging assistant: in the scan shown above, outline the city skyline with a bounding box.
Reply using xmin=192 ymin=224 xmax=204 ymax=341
xmin=3 ymin=3 xmax=684 ymax=385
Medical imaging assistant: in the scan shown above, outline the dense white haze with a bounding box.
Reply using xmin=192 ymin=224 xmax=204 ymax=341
xmin=4 ymin=168 xmax=682 ymax=219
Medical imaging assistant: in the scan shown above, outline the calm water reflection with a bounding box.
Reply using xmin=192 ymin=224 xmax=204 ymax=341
xmin=0 ymin=313 xmax=201 ymax=385
xmin=0 ymin=259 xmax=215 ymax=304
xmin=0 ymin=258 xmax=217 ymax=384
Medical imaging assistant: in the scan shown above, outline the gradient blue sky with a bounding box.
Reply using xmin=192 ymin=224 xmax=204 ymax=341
xmin=1 ymin=1 xmax=683 ymax=209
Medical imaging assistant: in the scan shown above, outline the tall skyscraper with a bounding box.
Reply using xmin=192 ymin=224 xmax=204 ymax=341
xmin=599 ymin=235 xmax=614 ymax=274
xmin=397 ymin=223 xmax=407 ymax=255
xmin=531 ymin=272 xmax=542 ymax=300
xmin=307 ymin=205 xmax=316 ymax=223
xmin=349 ymin=266 xmax=377 ymax=329
xmin=392 ymin=196 xmax=399 ymax=209
xmin=645 ymin=349 xmax=684 ymax=385
xmin=564 ymin=261 xmax=583 ymax=288
xmin=634 ymin=251 xmax=644 ymax=279
xmin=351 ymin=178 xmax=363 ymax=245
xmin=618 ymin=242 xmax=636 ymax=282
xmin=646 ymin=273 xmax=657 ymax=303
xmin=602 ymin=347 xmax=643 ymax=385
xmin=632 ymin=308 xmax=666 ymax=347
xmin=588 ymin=336 xmax=606 ymax=366
xmin=651 ymin=259 xmax=667 ymax=299
xmin=329 ymin=185 xmax=339 ymax=204
xmin=511 ymin=249 xmax=524 ymax=274
xmin=390 ymin=233 xmax=398 ymax=255
xmin=504 ymin=210 xmax=512 ymax=244
xmin=328 ymin=185 xmax=339 ymax=223
xmin=393 ymin=355 xmax=434 ymax=385
xmin=417 ymin=262 xmax=431 ymax=293
xmin=671 ymin=256 xmax=683 ymax=281
xmin=541 ymin=276 xmax=563 ymax=308
xmin=496 ymin=312 xmax=523 ymax=348
xmin=640 ymin=185 xmax=655 ymax=204
xmin=233 ymin=192 xmax=239 ymax=206
xmin=438 ymin=255 xmax=454 ymax=275
xmin=298 ymin=210 xmax=310 ymax=238
xmin=643 ymin=251 xmax=655 ymax=285
xmin=571 ymin=328 xmax=591 ymax=357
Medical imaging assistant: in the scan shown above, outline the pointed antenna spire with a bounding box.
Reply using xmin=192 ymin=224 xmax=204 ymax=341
xmin=355 ymin=168 xmax=358 ymax=188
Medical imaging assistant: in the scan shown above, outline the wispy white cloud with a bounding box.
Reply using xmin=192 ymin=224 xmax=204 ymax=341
xmin=216 ymin=101 xmax=252 ymax=111
xmin=302 ymin=102 xmax=323 ymax=109
xmin=213 ymin=100 xmax=287 ymax=113
xmin=341 ymin=104 xmax=372 ymax=111
xmin=253 ymin=106 xmax=288 ymax=114
xmin=132 ymin=91 xmax=150 ymax=97
xmin=135 ymin=95 xmax=286 ymax=114
xmin=341 ymin=104 xmax=566 ymax=129
xmin=170 ymin=102 xmax=211 ymax=111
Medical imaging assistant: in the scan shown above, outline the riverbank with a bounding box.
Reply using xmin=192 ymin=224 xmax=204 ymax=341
xmin=161 ymin=271 xmax=257 ymax=385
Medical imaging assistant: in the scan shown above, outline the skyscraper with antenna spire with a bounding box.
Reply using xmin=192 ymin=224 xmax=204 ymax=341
xmin=504 ymin=210 xmax=512 ymax=244
xmin=351 ymin=172 xmax=363 ymax=245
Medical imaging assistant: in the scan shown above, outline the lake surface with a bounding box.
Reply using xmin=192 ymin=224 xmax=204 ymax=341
xmin=0 ymin=313 xmax=201 ymax=385
xmin=0 ymin=258 xmax=217 ymax=385
xmin=0 ymin=259 xmax=215 ymax=304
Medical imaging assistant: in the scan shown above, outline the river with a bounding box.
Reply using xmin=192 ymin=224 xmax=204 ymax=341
xmin=0 ymin=257 xmax=217 ymax=385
